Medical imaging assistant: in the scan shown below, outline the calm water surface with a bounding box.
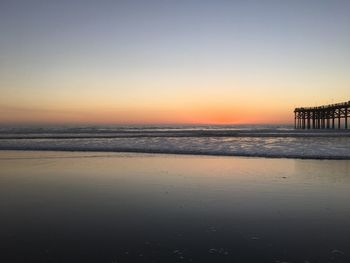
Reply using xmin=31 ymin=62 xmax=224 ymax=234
xmin=0 ymin=151 xmax=350 ymax=263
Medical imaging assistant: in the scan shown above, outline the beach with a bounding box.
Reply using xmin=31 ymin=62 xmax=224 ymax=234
xmin=1 ymin=150 xmax=349 ymax=262
xmin=2 ymin=0 xmax=350 ymax=262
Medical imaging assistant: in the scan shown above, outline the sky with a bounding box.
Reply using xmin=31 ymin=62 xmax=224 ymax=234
xmin=0 ymin=0 xmax=349 ymax=125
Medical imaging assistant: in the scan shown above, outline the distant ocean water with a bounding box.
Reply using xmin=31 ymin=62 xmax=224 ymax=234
xmin=1 ymin=125 xmax=350 ymax=159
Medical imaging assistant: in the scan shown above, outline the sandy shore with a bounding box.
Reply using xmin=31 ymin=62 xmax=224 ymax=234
xmin=1 ymin=151 xmax=350 ymax=262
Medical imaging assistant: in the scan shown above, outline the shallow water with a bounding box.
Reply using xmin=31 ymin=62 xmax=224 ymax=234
xmin=0 ymin=151 xmax=350 ymax=262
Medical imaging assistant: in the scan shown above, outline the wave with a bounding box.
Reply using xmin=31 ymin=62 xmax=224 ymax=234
xmin=1 ymin=135 xmax=350 ymax=160
xmin=1 ymin=129 xmax=350 ymax=139
xmin=0 ymin=147 xmax=349 ymax=160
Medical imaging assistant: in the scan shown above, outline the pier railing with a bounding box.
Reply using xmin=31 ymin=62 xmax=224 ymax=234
xmin=294 ymin=101 xmax=350 ymax=129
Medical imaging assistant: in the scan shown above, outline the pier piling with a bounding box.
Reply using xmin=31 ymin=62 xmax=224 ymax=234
xmin=294 ymin=101 xmax=350 ymax=129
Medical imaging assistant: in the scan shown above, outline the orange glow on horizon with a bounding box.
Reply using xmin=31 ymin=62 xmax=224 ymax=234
xmin=0 ymin=103 xmax=292 ymax=125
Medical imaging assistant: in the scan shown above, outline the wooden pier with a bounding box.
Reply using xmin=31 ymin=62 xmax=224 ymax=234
xmin=294 ymin=101 xmax=350 ymax=129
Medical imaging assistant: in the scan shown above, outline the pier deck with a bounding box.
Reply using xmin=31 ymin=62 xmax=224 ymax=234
xmin=294 ymin=101 xmax=350 ymax=129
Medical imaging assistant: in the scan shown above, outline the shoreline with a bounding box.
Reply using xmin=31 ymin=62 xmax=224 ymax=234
xmin=1 ymin=149 xmax=350 ymax=160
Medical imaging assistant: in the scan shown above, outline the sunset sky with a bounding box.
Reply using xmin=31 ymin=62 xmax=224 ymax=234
xmin=1 ymin=0 xmax=349 ymax=125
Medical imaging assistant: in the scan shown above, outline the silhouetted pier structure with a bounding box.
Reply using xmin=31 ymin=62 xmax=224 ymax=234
xmin=294 ymin=101 xmax=350 ymax=129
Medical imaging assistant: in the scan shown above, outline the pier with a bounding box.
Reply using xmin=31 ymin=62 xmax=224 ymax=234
xmin=294 ymin=101 xmax=350 ymax=129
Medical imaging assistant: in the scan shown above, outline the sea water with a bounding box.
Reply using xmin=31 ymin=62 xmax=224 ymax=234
xmin=1 ymin=124 xmax=350 ymax=159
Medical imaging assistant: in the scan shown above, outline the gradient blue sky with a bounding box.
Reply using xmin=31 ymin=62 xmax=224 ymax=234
xmin=1 ymin=0 xmax=349 ymax=124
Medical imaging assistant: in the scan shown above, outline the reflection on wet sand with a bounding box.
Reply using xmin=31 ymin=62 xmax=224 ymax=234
xmin=0 ymin=151 xmax=349 ymax=262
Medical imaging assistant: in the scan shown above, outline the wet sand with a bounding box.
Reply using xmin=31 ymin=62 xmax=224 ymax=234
xmin=0 ymin=151 xmax=350 ymax=262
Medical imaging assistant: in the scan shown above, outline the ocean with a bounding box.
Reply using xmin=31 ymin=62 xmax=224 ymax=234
xmin=1 ymin=124 xmax=350 ymax=159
